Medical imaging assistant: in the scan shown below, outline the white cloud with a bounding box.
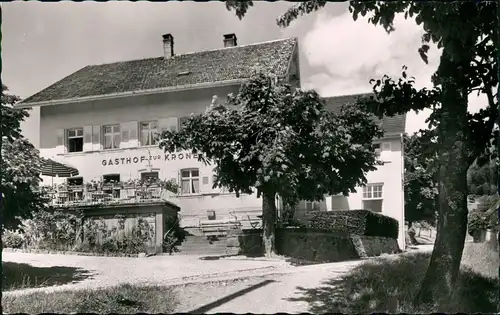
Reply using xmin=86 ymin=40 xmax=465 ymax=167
xmin=302 ymin=10 xmax=488 ymax=134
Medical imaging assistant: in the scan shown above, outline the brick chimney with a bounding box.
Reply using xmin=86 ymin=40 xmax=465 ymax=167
xmin=223 ymin=33 xmax=237 ymax=48
xmin=162 ymin=34 xmax=174 ymax=59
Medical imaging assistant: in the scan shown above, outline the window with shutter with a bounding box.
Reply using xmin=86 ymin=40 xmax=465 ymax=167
xmin=140 ymin=121 xmax=158 ymax=146
xmin=67 ymin=128 xmax=84 ymax=153
xmin=180 ymin=169 xmax=200 ymax=194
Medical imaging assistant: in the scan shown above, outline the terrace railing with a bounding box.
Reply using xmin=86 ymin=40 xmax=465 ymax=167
xmin=42 ymin=183 xmax=175 ymax=208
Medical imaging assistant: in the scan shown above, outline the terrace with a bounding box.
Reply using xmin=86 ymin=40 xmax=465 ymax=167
xmin=41 ymin=178 xmax=178 ymax=208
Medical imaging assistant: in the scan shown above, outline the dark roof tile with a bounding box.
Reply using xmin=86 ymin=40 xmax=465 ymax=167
xmin=22 ymin=38 xmax=298 ymax=104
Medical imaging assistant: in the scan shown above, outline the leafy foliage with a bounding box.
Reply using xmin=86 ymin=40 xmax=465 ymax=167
xmin=2 ymin=229 xmax=24 ymax=248
xmin=1 ymin=85 xmax=48 ymax=230
xmin=404 ymin=132 xmax=438 ymax=225
xmin=79 ymin=216 xmax=156 ymax=255
xmin=467 ymin=210 xmax=489 ymax=237
xmin=19 ymin=209 xmax=81 ymax=250
xmin=472 ymin=195 xmax=499 ymax=231
xmin=467 ymin=158 xmax=498 ymax=196
xmin=159 ymin=73 xmax=382 ymax=207
xmin=1 ymin=84 xmax=26 ymax=141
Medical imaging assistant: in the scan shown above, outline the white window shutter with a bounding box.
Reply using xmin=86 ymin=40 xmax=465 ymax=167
xmin=129 ymin=122 xmax=138 ymax=148
xmin=178 ymin=170 xmax=182 ymax=194
xmin=120 ymin=122 xmax=130 ymax=149
xmin=92 ymin=125 xmax=102 ymax=151
xmin=83 ymin=125 xmax=93 ymax=152
xmin=56 ymin=128 xmax=66 ymax=154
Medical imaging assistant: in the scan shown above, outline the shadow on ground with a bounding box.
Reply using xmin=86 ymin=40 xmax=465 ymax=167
xmin=187 ymin=279 xmax=276 ymax=314
xmin=286 ymin=252 xmax=498 ymax=314
xmin=3 ymin=261 xmax=94 ymax=291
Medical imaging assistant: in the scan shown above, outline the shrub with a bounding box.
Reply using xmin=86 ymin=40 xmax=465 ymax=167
xmin=20 ymin=210 xmax=80 ymax=250
xmin=78 ymin=215 xmax=157 ymax=254
xmin=2 ymin=229 xmax=24 ymax=248
xmin=307 ymin=210 xmax=399 ymax=239
xmin=467 ymin=210 xmax=489 ymax=237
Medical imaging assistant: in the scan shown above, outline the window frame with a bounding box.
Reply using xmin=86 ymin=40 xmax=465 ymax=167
xmin=67 ymin=128 xmax=84 ymax=153
xmin=362 ymin=183 xmax=384 ymax=200
xmin=178 ymin=116 xmax=189 ymax=130
xmin=103 ymin=124 xmax=121 ymax=150
xmin=140 ymin=121 xmax=159 ymax=147
xmin=180 ymin=168 xmax=200 ymax=195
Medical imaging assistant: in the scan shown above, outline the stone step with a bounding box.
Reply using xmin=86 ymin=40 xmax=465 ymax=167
xmin=178 ymin=245 xmax=227 ymax=251
xmin=176 ymin=249 xmax=229 ymax=255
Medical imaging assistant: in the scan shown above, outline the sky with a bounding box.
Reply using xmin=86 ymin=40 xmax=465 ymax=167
xmin=2 ymin=2 xmax=489 ymax=148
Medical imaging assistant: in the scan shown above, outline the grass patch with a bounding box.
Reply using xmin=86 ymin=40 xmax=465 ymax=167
xmin=2 ymin=284 xmax=178 ymax=314
xmin=2 ymin=262 xmax=92 ymax=291
xmin=288 ymin=250 xmax=498 ymax=313
xmin=461 ymin=242 xmax=499 ymax=279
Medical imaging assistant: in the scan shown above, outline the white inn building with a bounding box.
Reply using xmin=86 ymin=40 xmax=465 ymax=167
xmin=18 ymin=34 xmax=406 ymax=249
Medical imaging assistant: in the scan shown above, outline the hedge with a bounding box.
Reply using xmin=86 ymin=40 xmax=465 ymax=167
xmin=306 ymin=209 xmax=399 ymax=239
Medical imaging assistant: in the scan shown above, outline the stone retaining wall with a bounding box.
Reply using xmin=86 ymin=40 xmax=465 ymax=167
xmin=226 ymin=228 xmax=400 ymax=262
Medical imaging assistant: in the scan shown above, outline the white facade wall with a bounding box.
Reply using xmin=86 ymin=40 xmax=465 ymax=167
xmin=38 ymin=85 xmax=405 ymax=249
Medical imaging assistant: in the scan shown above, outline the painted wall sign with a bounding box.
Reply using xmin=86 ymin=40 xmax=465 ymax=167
xmin=101 ymin=152 xmax=202 ymax=166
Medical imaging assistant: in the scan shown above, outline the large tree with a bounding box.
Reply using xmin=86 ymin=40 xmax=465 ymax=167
xmin=226 ymin=0 xmax=498 ymax=308
xmin=159 ymin=73 xmax=382 ymax=256
xmin=1 ymin=84 xmax=47 ymax=315
xmin=1 ymin=85 xmax=47 ymax=230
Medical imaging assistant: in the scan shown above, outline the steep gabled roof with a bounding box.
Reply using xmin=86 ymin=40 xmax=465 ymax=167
xmin=21 ymin=37 xmax=298 ymax=105
xmin=323 ymin=94 xmax=406 ymax=136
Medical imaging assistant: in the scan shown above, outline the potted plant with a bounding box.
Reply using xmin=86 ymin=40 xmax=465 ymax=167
xmin=85 ymin=180 xmax=96 ymax=191
xmin=468 ymin=210 xmax=489 ymax=243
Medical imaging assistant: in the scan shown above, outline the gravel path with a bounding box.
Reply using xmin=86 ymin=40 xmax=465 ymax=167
xmin=5 ymin=251 xmax=423 ymax=313
xmin=197 ymin=260 xmax=363 ymax=314
xmin=2 ymin=252 xmax=292 ymax=296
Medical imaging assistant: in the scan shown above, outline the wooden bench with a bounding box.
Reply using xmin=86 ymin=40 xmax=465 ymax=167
xmin=200 ymin=219 xmax=241 ymax=237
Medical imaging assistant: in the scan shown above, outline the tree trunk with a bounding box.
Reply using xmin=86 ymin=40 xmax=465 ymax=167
xmin=261 ymin=190 xmax=277 ymax=257
xmin=414 ymin=49 xmax=470 ymax=309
